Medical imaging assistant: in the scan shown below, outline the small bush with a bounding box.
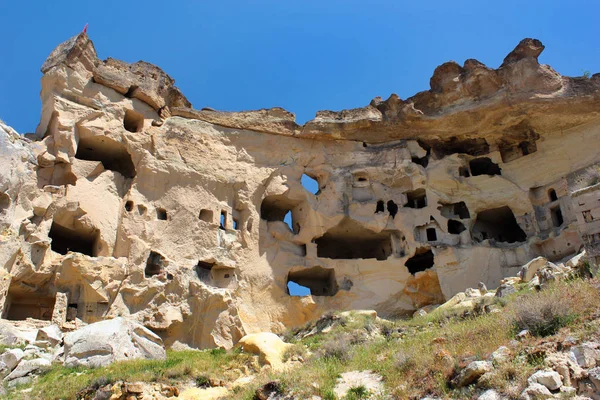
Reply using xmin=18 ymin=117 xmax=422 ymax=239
xmin=195 ymin=375 xmax=210 ymax=388
xmin=512 ymin=289 xmax=576 ymax=337
xmin=283 ymin=343 xmax=307 ymax=362
xmin=346 ymin=385 xmax=370 ymax=399
xmin=318 ymin=333 xmax=355 ymax=361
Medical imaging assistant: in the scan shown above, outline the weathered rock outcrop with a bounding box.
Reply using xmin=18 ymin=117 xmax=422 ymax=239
xmin=0 ymin=33 xmax=599 ymax=350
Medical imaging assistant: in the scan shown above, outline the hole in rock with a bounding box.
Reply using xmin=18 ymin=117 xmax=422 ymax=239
xmin=405 ymin=189 xmax=427 ymax=209
xmin=138 ymin=204 xmax=147 ymax=215
xmin=124 ymin=85 xmax=138 ymax=98
xmin=156 ymin=208 xmax=167 ymax=220
xmin=472 ymin=206 xmax=526 ymax=243
xmin=405 ymin=249 xmax=434 ymax=275
xmin=287 ymin=266 xmax=338 ymax=296
xmin=0 ymin=192 xmax=9 ymax=213
xmin=49 ymin=221 xmax=98 ymax=256
xmin=233 ymin=218 xmax=240 ymax=230
xmin=499 ymin=140 xmax=538 ymax=163
xmin=387 ymin=200 xmax=398 ymax=218
xmin=430 ymin=137 xmax=490 ymax=158
xmin=220 ymin=211 xmax=227 ymax=230
xmin=315 ymin=218 xmax=393 ymax=260
xmin=459 ymin=166 xmax=471 ymax=177
xmin=287 ymin=281 xmax=311 ymax=296
xmin=195 ymin=261 xmax=214 ymax=283
xmin=550 ymin=206 xmax=564 ymax=227
xmin=548 ymin=189 xmax=558 ymax=202
xmin=440 ymin=202 xmax=471 ymax=219
xmin=469 ymin=158 xmax=501 ymax=176
xmin=75 ymin=135 xmax=136 ymax=178
xmin=260 ymin=195 xmax=297 ymax=232
xmin=412 ymin=156 xmax=429 ymax=168
xmin=375 ymin=200 xmax=385 ymax=214
xmin=123 ymin=109 xmax=144 ymax=133
xmin=301 ymin=174 xmax=320 ymax=194
xmin=145 ymin=251 xmax=166 ymax=277
xmin=66 ymin=304 xmax=78 ymax=321
xmin=448 ymin=219 xmax=466 ymax=234
xmin=426 ymin=228 xmax=437 ymax=241
xmin=125 ymin=200 xmax=134 ymax=212
xmin=5 ymin=289 xmax=55 ymax=321
xmin=199 ymin=209 xmax=213 ymax=223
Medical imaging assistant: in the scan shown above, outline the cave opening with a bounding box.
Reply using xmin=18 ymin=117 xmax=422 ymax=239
xmin=49 ymin=221 xmax=98 ymax=256
xmin=123 ymin=109 xmax=144 ymax=133
xmin=405 ymin=189 xmax=427 ymax=209
xmin=387 ymin=200 xmax=398 ymax=218
xmin=472 ymin=206 xmax=526 ymax=243
xmin=548 ymin=189 xmax=558 ymax=202
xmin=145 ymin=251 xmax=166 ymax=277
xmin=469 ymin=158 xmax=501 ymax=176
xmin=550 ymin=206 xmax=564 ymax=227
xmin=405 ymin=248 xmax=434 ymax=275
xmin=156 ymin=208 xmax=168 ymax=220
xmin=315 ymin=218 xmax=393 ymax=260
xmin=448 ymin=219 xmax=466 ymax=234
xmin=430 ymin=137 xmax=490 ymax=158
xmin=375 ymin=200 xmax=385 ymax=213
xmin=75 ymin=135 xmax=136 ymax=178
xmin=426 ymin=228 xmax=437 ymax=241
xmin=440 ymin=202 xmax=471 ymax=219
xmin=287 ymin=266 xmax=338 ymax=296
xmin=199 ymin=209 xmax=213 ymax=223
xmin=5 ymin=291 xmax=56 ymax=321
xmin=301 ymin=174 xmax=320 ymax=195
xmin=260 ymin=195 xmax=297 ymax=231
xmin=125 ymin=200 xmax=134 ymax=212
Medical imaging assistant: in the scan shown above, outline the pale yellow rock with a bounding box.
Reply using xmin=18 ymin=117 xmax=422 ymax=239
xmin=237 ymin=332 xmax=292 ymax=371
xmin=179 ymin=387 xmax=229 ymax=400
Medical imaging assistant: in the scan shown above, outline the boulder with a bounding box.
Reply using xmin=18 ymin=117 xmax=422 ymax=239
xmin=36 ymin=324 xmax=63 ymax=347
xmin=520 ymin=382 xmax=553 ymax=400
xmin=490 ymin=346 xmax=510 ymax=364
xmin=4 ymin=358 xmax=51 ymax=382
xmin=237 ymin=333 xmax=291 ymax=371
xmin=333 ymin=370 xmax=384 ymax=399
xmin=478 ymin=389 xmax=505 ymax=400
xmin=0 ymin=348 xmax=24 ymax=371
xmin=527 ymin=369 xmax=562 ymax=391
xmin=570 ymin=342 xmax=599 ymax=368
xmin=453 ymin=360 xmax=493 ymax=387
xmin=519 ymin=257 xmax=548 ymax=282
xmin=495 ymin=283 xmax=516 ymax=298
xmin=63 ymin=318 xmax=166 ymax=368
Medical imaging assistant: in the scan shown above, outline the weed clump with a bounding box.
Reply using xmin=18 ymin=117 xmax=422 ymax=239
xmin=512 ymin=289 xmax=576 ymax=337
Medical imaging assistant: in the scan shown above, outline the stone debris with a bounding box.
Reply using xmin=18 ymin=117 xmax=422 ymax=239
xmin=333 ymin=370 xmax=385 ymax=399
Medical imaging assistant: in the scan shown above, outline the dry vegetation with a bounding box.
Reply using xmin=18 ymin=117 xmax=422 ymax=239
xmin=8 ymin=278 xmax=600 ymax=399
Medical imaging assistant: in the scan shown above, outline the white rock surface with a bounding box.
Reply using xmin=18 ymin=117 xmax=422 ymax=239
xmin=527 ymin=369 xmax=563 ymax=391
xmin=63 ymin=317 xmax=166 ymax=368
xmin=0 ymin=348 xmax=24 ymax=371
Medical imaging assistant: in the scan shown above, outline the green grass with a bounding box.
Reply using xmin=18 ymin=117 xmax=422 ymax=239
xmin=8 ymin=348 xmax=255 ymax=400
xmin=8 ymin=278 xmax=599 ymax=400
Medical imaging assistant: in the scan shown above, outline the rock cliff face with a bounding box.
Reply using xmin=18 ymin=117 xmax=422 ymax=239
xmin=1 ymin=34 xmax=599 ymax=349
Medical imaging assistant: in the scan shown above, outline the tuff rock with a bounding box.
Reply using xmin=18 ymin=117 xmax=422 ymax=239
xmin=0 ymin=33 xmax=599 ymax=352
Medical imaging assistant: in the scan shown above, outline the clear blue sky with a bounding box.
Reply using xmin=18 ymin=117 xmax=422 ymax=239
xmin=1 ymin=1 xmax=599 ymax=134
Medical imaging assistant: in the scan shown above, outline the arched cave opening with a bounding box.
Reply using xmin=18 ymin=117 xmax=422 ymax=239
xmin=287 ymin=281 xmax=311 ymax=297
xmin=145 ymin=251 xmax=166 ymax=277
xmin=448 ymin=219 xmax=466 ymax=234
xmin=315 ymin=218 xmax=394 ymax=260
xmin=0 ymin=192 xmax=10 ymax=213
xmin=440 ymin=202 xmax=470 ymax=219
xmin=429 ymin=137 xmax=490 ymax=158
xmin=260 ymin=195 xmax=297 ymax=232
xmin=387 ymin=200 xmax=398 ymax=218
xmin=287 ymin=266 xmax=338 ymax=296
xmin=405 ymin=248 xmax=434 ymax=275
xmin=469 ymin=157 xmax=501 ymax=176
xmin=404 ymin=189 xmax=427 ymax=209
xmin=199 ymin=209 xmax=213 ymax=223
xmin=375 ymin=200 xmax=385 ymax=213
xmin=123 ymin=109 xmax=144 ymax=133
xmin=4 ymin=282 xmax=56 ymax=321
xmin=472 ymin=206 xmax=526 ymax=243
xmin=75 ymin=135 xmax=136 ymax=179
xmin=49 ymin=221 xmax=99 ymax=257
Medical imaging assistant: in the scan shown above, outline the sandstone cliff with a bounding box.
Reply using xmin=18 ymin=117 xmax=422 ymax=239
xmin=0 ymin=34 xmax=599 ymax=349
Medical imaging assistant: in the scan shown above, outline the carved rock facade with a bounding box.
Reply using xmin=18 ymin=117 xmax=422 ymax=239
xmin=1 ymin=34 xmax=599 ymax=349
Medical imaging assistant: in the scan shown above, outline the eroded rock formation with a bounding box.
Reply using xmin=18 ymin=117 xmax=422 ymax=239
xmin=1 ymin=34 xmax=599 ymax=349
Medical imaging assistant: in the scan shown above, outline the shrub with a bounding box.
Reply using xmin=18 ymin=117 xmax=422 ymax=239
xmin=318 ymin=333 xmax=355 ymax=361
xmin=195 ymin=375 xmax=210 ymax=388
xmin=345 ymin=385 xmax=370 ymax=399
xmin=282 ymin=343 xmax=307 ymax=362
xmin=512 ymin=289 xmax=576 ymax=337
